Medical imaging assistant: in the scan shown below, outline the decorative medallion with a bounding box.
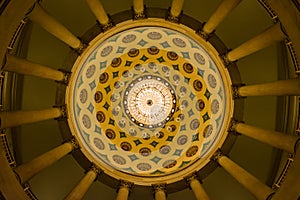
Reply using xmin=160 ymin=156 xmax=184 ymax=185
xmin=123 ymin=75 xmax=176 ymax=128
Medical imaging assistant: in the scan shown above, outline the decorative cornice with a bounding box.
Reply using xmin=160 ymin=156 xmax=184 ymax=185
xmin=272 ymin=155 xmax=294 ymax=189
xmin=8 ymin=18 xmax=29 ymax=51
xmin=285 ymin=39 xmax=300 ymax=73
xmin=23 ymin=182 xmax=39 ymax=200
xmin=0 ymin=131 xmax=16 ymax=168
xmin=257 ymin=0 xmax=278 ymax=22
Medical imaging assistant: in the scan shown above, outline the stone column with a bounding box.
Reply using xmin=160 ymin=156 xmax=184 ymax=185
xmin=203 ymin=0 xmax=242 ymax=34
xmin=133 ymin=0 xmax=144 ymax=14
xmin=236 ymin=79 xmax=300 ymax=97
xmin=4 ymin=54 xmax=65 ymax=81
xmin=27 ymin=3 xmax=82 ymax=49
xmin=214 ymin=152 xmax=274 ymax=200
xmin=186 ymin=174 xmax=210 ymax=200
xmin=65 ymin=166 xmax=100 ymax=200
xmin=85 ymin=0 xmax=109 ymax=25
xmin=14 ymin=140 xmax=77 ymax=183
xmin=0 ymin=108 xmax=62 ymax=129
xmin=170 ymin=0 xmax=185 ymax=17
xmin=234 ymin=122 xmax=299 ymax=153
xmin=116 ymin=180 xmax=133 ymax=200
xmin=153 ymin=184 xmax=167 ymax=200
xmin=226 ymin=23 xmax=285 ymax=62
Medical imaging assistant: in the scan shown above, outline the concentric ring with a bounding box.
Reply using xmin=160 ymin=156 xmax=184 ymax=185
xmin=66 ymin=23 xmax=233 ymax=184
xmin=123 ymin=75 xmax=176 ymax=128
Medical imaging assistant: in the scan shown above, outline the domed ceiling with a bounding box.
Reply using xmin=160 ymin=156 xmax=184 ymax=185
xmin=67 ymin=25 xmax=232 ymax=182
xmin=14 ymin=0 xmax=285 ymax=199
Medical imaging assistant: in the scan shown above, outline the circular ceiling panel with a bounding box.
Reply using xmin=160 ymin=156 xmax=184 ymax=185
xmin=66 ymin=25 xmax=233 ymax=181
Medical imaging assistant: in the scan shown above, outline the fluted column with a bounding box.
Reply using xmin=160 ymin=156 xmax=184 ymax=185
xmin=234 ymin=79 xmax=300 ymax=97
xmin=85 ymin=0 xmax=109 ymax=25
xmin=27 ymin=3 xmax=82 ymax=49
xmin=65 ymin=166 xmax=100 ymax=200
xmin=153 ymin=184 xmax=167 ymax=200
xmin=170 ymin=0 xmax=185 ymax=17
xmin=116 ymin=180 xmax=133 ymax=200
xmin=203 ymin=0 xmax=242 ymax=34
xmin=14 ymin=140 xmax=77 ymax=184
xmin=214 ymin=152 xmax=274 ymax=200
xmin=226 ymin=23 xmax=285 ymax=62
xmin=4 ymin=54 xmax=65 ymax=81
xmin=0 ymin=108 xmax=62 ymax=129
xmin=186 ymin=174 xmax=210 ymax=200
xmin=234 ymin=122 xmax=300 ymax=153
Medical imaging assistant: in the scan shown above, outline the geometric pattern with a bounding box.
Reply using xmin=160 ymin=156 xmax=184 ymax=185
xmin=67 ymin=26 xmax=227 ymax=177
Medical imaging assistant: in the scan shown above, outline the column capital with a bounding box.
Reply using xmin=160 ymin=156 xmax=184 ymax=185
xmin=119 ymin=179 xmax=134 ymax=189
xmin=220 ymin=52 xmax=233 ymax=67
xmin=197 ymin=25 xmax=211 ymax=41
xmin=132 ymin=5 xmax=147 ymax=20
xmin=211 ymin=149 xmax=224 ymax=162
xmin=185 ymin=172 xmax=203 ymax=190
xmin=57 ymin=69 xmax=71 ymax=85
xmin=98 ymin=15 xmax=114 ymax=32
xmin=232 ymin=84 xmax=246 ymax=99
xmin=152 ymin=183 xmax=167 ymax=193
xmin=74 ymin=40 xmax=88 ymax=55
xmin=90 ymin=165 xmax=103 ymax=177
xmin=69 ymin=137 xmax=80 ymax=151
xmin=185 ymin=172 xmax=200 ymax=184
xmin=115 ymin=180 xmax=133 ymax=200
xmin=53 ymin=104 xmax=68 ymax=121
xmin=228 ymin=118 xmax=243 ymax=134
xmin=166 ymin=7 xmax=182 ymax=23
xmin=117 ymin=179 xmax=134 ymax=195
